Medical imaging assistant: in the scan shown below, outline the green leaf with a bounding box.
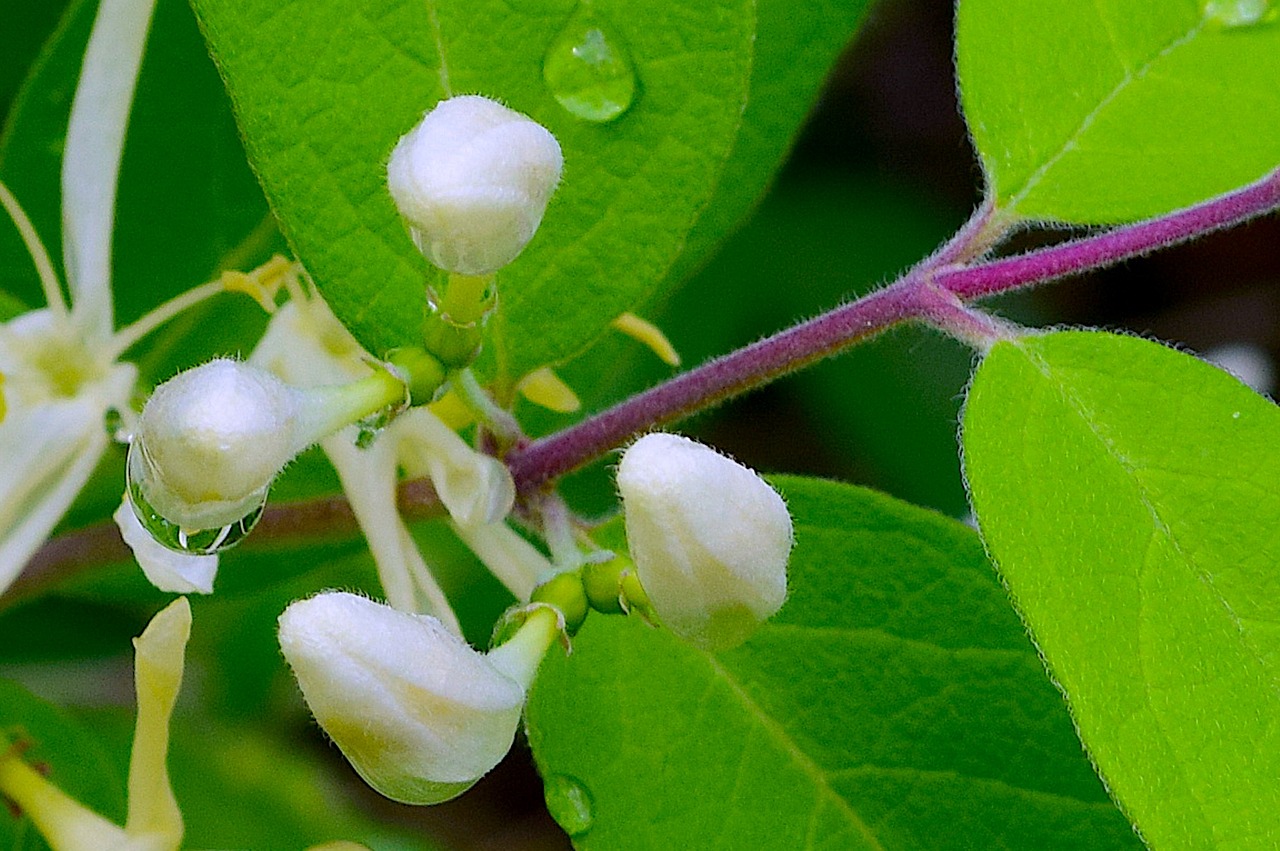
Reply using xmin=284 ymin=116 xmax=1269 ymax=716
xmin=190 ymin=0 xmax=754 ymax=381
xmin=963 ymin=330 xmax=1280 ymax=849
xmin=956 ymin=0 xmax=1280 ymax=223
xmin=0 ymin=679 xmax=124 ymax=851
xmin=665 ymin=0 xmax=875 ymax=284
xmin=527 ymin=477 xmax=1137 ymax=849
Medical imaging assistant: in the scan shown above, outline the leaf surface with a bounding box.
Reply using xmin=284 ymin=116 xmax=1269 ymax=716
xmin=527 ymin=477 xmax=1138 ymax=849
xmin=964 ymin=330 xmax=1280 ymax=848
xmin=957 ymin=0 xmax=1280 ymax=223
xmin=0 ymin=679 xmax=123 ymax=851
xmin=666 ymin=0 xmax=875 ymax=284
xmin=191 ymin=0 xmax=754 ymax=381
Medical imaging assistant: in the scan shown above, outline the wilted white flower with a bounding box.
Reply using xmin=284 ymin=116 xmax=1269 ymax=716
xmin=0 ymin=0 xmax=235 ymax=596
xmin=387 ymin=95 xmax=563 ymax=275
xmin=278 ymin=592 xmax=560 ymax=804
xmin=617 ymin=433 xmax=792 ymax=651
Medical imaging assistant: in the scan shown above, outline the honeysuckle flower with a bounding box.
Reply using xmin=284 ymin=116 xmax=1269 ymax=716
xmin=0 ymin=0 xmax=233 ymax=596
xmin=247 ymin=285 xmax=545 ymax=624
xmin=278 ymin=591 xmax=561 ymax=805
xmin=387 ymin=95 xmax=563 ymax=275
xmin=0 ymin=597 xmax=190 ymax=850
xmin=617 ymin=432 xmax=792 ymax=651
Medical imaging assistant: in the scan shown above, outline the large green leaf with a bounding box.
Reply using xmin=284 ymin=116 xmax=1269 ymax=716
xmin=190 ymin=0 xmax=754 ymax=381
xmin=527 ymin=477 xmax=1137 ymax=849
xmin=957 ymin=0 xmax=1280 ymax=223
xmin=963 ymin=330 xmax=1280 ymax=849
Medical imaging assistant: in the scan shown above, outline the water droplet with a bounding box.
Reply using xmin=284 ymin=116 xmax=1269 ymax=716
xmin=544 ymin=774 xmax=594 ymax=836
xmin=125 ymin=441 xmax=265 ymax=555
xmin=1204 ymin=0 xmax=1275 ymax=27
xmin=543 ymin=7 xmax=637 ymax=123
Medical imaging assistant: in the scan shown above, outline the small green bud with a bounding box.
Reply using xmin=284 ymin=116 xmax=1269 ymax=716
xmin=530 ymin=572 xmax=589 ymax=634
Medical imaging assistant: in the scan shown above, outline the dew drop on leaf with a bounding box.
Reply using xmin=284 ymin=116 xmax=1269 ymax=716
xmin=125 ymin=441 xmax=266 ymax=554
xmin=543 ymin=774 xmax=594 ymax=836
xmin=543 ymin=6 xmax=637 ymax=123
xmin=1203 ymin=0 xmax=1275 ymax=27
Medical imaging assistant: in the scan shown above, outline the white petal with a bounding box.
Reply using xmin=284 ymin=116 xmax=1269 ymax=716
xmin=394 ymin=408 xmax=515 ymax=527
xmin=448 ymin=519 xmax=546 ymax=602
xmin=321 ymin=430 xmax=461 ymax=633
xmin=113 ymin=497 xmax=217 ymax=595
xmin=252 ymin=298 xmax=461 ymax=629
xmin=61 ymin=0 xmax=157 ymax=339
xmin=0 ymin=398 xmax=109 ymax=595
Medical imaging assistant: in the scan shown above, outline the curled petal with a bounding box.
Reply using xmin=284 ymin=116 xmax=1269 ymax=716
xmin=62 ymin=0 xmax=158 ymax=339
xmin=114 ymin=497 xmax=217 ymax=595
xmin=395 ymin=408 xmax=515 ymax=528
xmin=124 ymin=597 xmax=189 ymax=846
xmin=321 ymin=429 xmax=461 ymax=632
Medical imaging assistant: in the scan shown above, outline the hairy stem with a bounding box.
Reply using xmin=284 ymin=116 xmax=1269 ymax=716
xmin=506 ymin=277 xmax=934 ymax=492
xmin=508 ymin=168 xmax=1280 ymax=491
xmin=938 ymin=167 xmax=1280 ymax=299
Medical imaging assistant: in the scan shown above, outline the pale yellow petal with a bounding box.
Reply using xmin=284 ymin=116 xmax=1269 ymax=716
xmin=612 ymin=312 xmax=681 ymax=366
xmin=0 ymin=755 xmax=128 ymax=851
xmin=516 ymin=367 xmax=581 ymax=413
xmin=123 ymin=597 xmax=189 ymax=846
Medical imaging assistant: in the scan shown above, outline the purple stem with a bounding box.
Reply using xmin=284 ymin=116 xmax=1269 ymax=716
xmin=939 ymin=168 xmax=1280 ymax=299
xmin=509 ymin=167 xmax=1280 ymax=492
xmin=508 ymin=279 xmax=927 ymax=492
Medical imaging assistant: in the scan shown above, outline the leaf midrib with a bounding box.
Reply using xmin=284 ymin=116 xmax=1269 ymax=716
xmin=1004 ymin=15 xmax=1203 ymax=214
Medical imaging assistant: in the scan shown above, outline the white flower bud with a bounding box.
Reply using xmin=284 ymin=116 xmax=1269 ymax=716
xmin=278 ymin=592 xmax=532 ymax=804
xmin=617 ymin=433 xmax=792 ymax=651
xmin=132 ymin=359 xmax=306 ymax=531
xmin=131 ymin=358 xmax=406 ymax=534
xmin=387 ymin=95 xmax=563 ymax=275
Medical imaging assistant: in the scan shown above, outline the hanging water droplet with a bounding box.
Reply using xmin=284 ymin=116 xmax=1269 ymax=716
xmin=125 ymin=440 xmax=266 ymax=555
xmin=543 ymin=7 xmax=637 ymax=123
xmin=543 ymin=774 xmax=594 ymax=836
xmin=1204 ymin=0 xmax=1275 ymax=27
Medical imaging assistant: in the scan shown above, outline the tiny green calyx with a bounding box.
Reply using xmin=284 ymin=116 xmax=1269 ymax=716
xmin=582 ymin=551 xmax=653 ymax=619
xmin=531 ymin=572 xmax=590 ymax=635
xmin=385 ymin=346 xmax=448 ymax=406
xmin=422 ymin=273 xmax=497 ymax=369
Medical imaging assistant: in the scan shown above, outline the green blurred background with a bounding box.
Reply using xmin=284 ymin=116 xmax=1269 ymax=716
xmin=1 ymin=0 xmax=1276 ymax=848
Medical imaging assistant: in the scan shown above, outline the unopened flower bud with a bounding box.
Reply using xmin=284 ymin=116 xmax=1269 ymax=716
xmin=387 ymin=95 xmax=563 ymax=275
xmin=131 ymin=359 xmax=306 ymax=531
xmin=278 ymin=592 xmax=557 ymax=805
xmin=130 ymin=359 xmax=406 ymax=534
xmin=617 ymin=433 xmax=792 ymax=651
